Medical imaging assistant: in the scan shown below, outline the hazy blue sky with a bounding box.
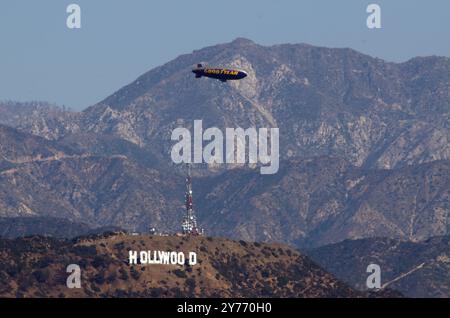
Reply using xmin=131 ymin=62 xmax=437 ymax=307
xmin=0 ymin=0 xmax=449 ymax=110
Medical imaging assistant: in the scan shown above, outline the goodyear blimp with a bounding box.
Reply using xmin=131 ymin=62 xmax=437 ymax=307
xmin=192 ymin=64 xmax=248 ymax=82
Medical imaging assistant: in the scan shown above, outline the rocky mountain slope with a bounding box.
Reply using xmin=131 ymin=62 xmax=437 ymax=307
xmin=0 ymin=125 xmax=448 ymax=247
xmin=0 ymin=233 xmax=400 ymax=298
xmin=3 ymin=38 xmax=448 ymax=170
xmin=307 ymin=236 xmax=450 ymax=298
xmin=85 ymin=38 xmax=449 ymax=170
xmin=0 ymin=144 xmax=183 ymax=231
xmin=197 ymin=157 xmax=449 ymax=248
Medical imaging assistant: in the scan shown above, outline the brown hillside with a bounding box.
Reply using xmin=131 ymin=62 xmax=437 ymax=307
xmin=0 ymin=233 xmax=397 ymax=298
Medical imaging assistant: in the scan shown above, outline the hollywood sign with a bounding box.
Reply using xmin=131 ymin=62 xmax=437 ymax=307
xmin=129 ymin=250 xmax=197 ymax=266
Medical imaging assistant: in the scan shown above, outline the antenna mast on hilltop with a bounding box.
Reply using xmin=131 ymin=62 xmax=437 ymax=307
xmin=182 ymin=163 xmax=203 ymax=235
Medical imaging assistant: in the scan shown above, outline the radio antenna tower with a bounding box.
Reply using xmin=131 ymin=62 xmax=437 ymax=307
xmin=182 ymin=163 xmax=203 ymax=235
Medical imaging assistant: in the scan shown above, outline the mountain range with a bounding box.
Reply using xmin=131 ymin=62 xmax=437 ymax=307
xmin=1 ymin=38 xmax=448 ymax=243
xmin=0 ymin=122 xmax=447 ymax=247
xmin=2 ymin=38 xmax=449 ymax=169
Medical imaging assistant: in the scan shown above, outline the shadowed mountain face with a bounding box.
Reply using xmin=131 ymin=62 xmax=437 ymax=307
xmin=0 ymin=234 xmax=401 ymax=298
xmin=0 ymin=217 xmax=123 ymax=239
xmin=0 ymin=217 xmax=90 ymax=239
xmin=307 ymin=236 xmax=450 ymax=298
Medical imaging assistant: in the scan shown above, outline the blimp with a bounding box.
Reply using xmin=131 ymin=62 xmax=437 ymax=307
xmin=192 ymin=64 xmax=248 ymax=82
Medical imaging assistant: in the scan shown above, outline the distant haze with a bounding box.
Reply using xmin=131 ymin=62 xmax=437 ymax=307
xmin=0 ymin=0 xmax=449 ymax=110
